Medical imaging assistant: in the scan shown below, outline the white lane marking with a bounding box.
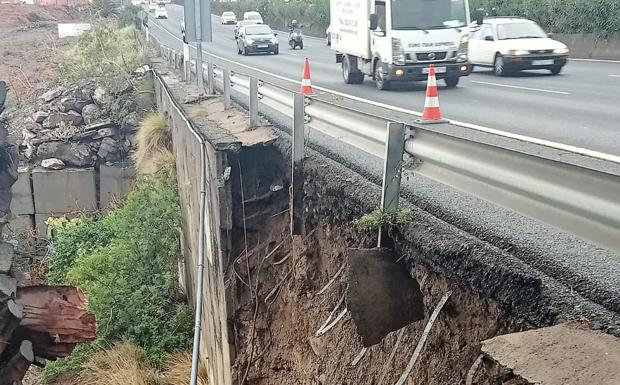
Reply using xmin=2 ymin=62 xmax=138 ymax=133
xmin=472 ymin=81 xmax=571 ymax=95
xmin=149 ymin=21 xmax=620 ymax=164
xmin=571 ymin=58 xmax=620 ymax=64
xmin=609 ymin=75 xmax=620 ymax=78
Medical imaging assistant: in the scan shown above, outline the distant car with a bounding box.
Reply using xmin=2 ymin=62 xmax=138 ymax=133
xmin=221 ymin=11 xmax=236 ymax=25
xmin=326 ymin=25 xmax=331 ymax=46
xmin=155 ymin=3 xmax=168 ymax=19
xmin=234 ymin=20 xmax=259 ymax=40
xmin=243 ymin=11 xmax=263 ymax=24
xmin=469 ymin=17 xmax=569 ymax=76
xmin=237 ymin=24 xmax=278 ymax=55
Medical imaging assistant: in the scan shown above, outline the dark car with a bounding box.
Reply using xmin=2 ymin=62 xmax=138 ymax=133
xmin=236 ymin=24 xmax=279 ymax=55
xmin=234 ymin=20 xmax=259 ymax=40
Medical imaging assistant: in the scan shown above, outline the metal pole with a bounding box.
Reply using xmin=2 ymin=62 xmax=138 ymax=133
xmin=207 ymin=62 xmax=215 ymax=95
xmin=378 ymin=122 xmax=406 ymax=247
xmin=249 ymin=77 xmax=259 ymax=127
xmin=291 ymin=93 xmax=305 ymax=235
xmin=223 ymin=69 xmax=231 ymax=110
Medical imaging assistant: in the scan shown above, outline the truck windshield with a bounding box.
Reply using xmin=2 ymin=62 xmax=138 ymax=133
xmin=391 ymin=0 xmax=467 ymax=30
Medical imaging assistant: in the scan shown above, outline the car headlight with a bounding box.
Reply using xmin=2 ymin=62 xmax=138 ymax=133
xmin=554 ymin=47 xmax=569 ymax=55
xmin=391 ymin=38 xmax=406 ymax=65
xmin=271 ymin=37 xmax=278 ymax=44
xmin=460 ymin=35 xmax=469 ymax=44
xmin=509 ymin=49 xmax=529 ymax=56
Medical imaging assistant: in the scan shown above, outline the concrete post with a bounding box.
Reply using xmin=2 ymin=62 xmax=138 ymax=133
xmin=223 ymin=69 xmax=231 ymax=110
xmin=183 ymin=42 xmax=190 ymax=83
xmin=249 ymin=77 xmax=259 ymax=128
xmin=378 ymin=122 xmax=406 ymax=247
xmin=207 ymin=62 xmax=215 ymax=95
xmin=291 ymin=93 xmax=305 ymax=235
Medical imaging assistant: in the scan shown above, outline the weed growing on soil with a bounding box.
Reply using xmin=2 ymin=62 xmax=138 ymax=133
xmin=79 ymin=342 xmax=160 ymax=385
xmin=58 ymin=25 xmax=145 ymax=93
xmin=162 ymin=351 xmax=209 ymax=385
xmin=132 ymin=113 xmax=173 ymax=175
xmin=355 ymin=207 xmax=414 ymax=232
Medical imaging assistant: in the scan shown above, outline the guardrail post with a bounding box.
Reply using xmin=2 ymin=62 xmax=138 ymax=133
xmin=183 ymin=42 xmax=190 ymax=83
xmin=206 ymin=62 xmax=215 ymax=95
xmin=249 ymin=77 xmax=259 ymax=127
xmin=378 ymin=122 xmax=406 ymax=247
xmin=223 ymin=69 xmax=231 ymax=110
xmin=291 ymin=93 xmax=305 ymax=235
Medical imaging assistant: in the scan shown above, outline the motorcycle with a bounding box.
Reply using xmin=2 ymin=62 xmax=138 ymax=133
xmin=288 ymin=29 xmax=303 ymax=50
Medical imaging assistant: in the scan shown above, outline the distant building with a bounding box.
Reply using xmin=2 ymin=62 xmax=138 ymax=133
xmin=36 ymin=0 xmax=90 ymax=6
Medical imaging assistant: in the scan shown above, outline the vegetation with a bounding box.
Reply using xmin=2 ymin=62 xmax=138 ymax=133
xmin=58 ymin=25 xmax=146 ymax=93
xmin=355 ymin=207 xmax=414 ymax=232
xmin=471 ymin=0 xmax=620 ymax=38
xmin=214 ymin=0 xmax=620 ymax=38
xmin=44 ymin=115 xmax=190 ymax=381
xmin=132 ymin=114 xmax=173 ymax=175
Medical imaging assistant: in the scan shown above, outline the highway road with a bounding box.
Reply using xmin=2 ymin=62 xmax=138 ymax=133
xmin=148 ymin=4 xmax=620 ymax=156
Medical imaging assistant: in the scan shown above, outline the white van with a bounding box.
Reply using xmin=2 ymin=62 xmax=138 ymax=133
xmin=243 ymin=11 xmax=263 ymax=24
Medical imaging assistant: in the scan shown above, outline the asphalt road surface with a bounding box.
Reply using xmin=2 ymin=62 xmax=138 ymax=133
xmin=149 ymin=4 xmax=620 ymax=157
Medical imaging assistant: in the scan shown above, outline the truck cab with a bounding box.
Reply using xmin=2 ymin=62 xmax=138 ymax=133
xmin=331 ymin=0 xmax=472 ymax=89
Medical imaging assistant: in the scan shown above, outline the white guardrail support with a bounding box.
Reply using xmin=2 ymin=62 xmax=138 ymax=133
xmin=149 ymin=35 xmax=620 ymax=254
xmin=206 ymin=62 xmax=215 ymax=95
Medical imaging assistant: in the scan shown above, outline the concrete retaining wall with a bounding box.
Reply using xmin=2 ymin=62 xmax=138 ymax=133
xmin=556 ymin=33 xmax=620 ymax=61
xmin=7 ymin=164 xmax=135 ymax=238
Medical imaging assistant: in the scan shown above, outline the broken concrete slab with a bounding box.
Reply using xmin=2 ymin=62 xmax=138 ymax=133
xmin=9 ymin=168 xmax=33 ymax=216
xmin=36 ymin=142 xmax=93 ymax=167
xmin=346 ymin=248 xmax=424 ymax=347
xmin=99 ymin=164 xmax=134 ymax=209
xmin=482 ymin=323 xmax=620 ymax=385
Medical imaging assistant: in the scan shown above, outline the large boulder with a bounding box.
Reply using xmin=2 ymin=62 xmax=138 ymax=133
xmin=37 ymin=142 xmax=93 ymax=167
xmin=81 ymin=104 xmax=101 ymax=125
xmin=42 ymin=111 xmax=83 ymax=129
xmin=97 ymin=137 xmax=121 ymax=163
xmin=33 ymin=111 xmax=49 ymax=124
xmin=60 ymin=97 xmax=91 ymax=113
xmin=38 ymin=86 xmax=65 ymax=103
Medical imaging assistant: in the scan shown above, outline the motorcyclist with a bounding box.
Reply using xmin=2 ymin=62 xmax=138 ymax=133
xmin=288 ymin=19 xmax=304 ymax=48
xmin=288 ymin=19 xmax=301 ymax=33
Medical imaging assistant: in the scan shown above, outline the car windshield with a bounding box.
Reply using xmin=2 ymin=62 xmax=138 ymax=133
xmin=391 ymin=0 xmax=467 ymax=30
xmin=239 ymin=21 xmax=256 ymax=27
xmin=497 ymin=23 xmax=547 ymax=40
xmin=246 ymin=14 xmax=262 ymax=21
xmin=223 ymin=12 xmax=234 ymax=17
xmin=245 ymin=25 xmax=271 ymax=35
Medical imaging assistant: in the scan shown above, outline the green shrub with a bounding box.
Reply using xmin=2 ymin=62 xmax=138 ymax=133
xmin=58 ymin=25 xmax=146 ymax=93
xmin=90 ymin=0 xmax=118 ymax=18
xmin=44 ymin=172 xmax=192 ymax=381
xmin=355 ymin=207 xmax=414 ymax=232
xmin=117 ymin=4 xmax=141 ymax=28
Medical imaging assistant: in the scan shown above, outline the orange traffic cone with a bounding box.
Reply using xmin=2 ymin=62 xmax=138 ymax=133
xmin=417 ymin=64 xmax=447 ymax=124
xmin=300 ymin=58 xmax=314 ymax=94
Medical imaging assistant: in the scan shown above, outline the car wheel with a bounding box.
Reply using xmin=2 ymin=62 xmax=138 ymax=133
xmin=374 ymin=66 xmax=390 ymax=90
xmin=444 ymin=76 xmax=460 ymax=88
xmin=550 ymin=66 xmax=563 ymax=75
xmin=494 ymin=54 xmax=506 ymax=76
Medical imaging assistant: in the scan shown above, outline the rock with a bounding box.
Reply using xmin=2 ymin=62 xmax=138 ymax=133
xmin=41 ymin=158 xmax=65 ymax=170
xmin=93 ymin=87 xmax=107 ymax=106
xmin=38 ymin=86 xmax=64 ymax=103
xmin=37 ymin=142 xmax=93 ymax=167
xmin=93 ymin=127 xmax=118 ymax=140
xmin=33 ymin=111 xmax=49 ymax=124
xmin=72 ymin=130 xmax=98 ymax=142
xmin=97 ymin=137 xmax=121 ymax=163
xmin=120 ymin=112 xmax=140 ymax=133
xmin=81 ymin=104 xmax=101 ymax=125
xmin=60 ymin=97 xmax=91 ymax=113
xmin=42 ymin=111 xmax=83 ymax=129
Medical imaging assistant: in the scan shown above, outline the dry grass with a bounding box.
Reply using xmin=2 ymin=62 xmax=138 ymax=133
xmin=132 ymin=113 xmax=172 ymax=175
xmin=162 ymin=351 xmax=208 ymax=385
xmin=79 ymin=342 xmax=160 ymax=385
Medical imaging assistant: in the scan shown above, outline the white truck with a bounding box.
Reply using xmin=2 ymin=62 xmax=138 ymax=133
xmin=330 ymin=0 xmax=476 ymax=89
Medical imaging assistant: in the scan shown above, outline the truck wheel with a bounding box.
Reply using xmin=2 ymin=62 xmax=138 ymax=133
xmin=342 ymin=55 xmax=363 ymax=84
xmin=374 ymin=66 xmax=391 ymax=90
xmin=444 ymin=76 xmax=460 ymax=88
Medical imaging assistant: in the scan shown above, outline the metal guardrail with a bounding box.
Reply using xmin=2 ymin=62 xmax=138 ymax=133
xmin=153 ymin=36 xmax=620 ymax=253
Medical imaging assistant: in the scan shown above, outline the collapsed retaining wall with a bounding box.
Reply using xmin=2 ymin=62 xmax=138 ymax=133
xmin=154 ymin=58 xmax=620 ymax=383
